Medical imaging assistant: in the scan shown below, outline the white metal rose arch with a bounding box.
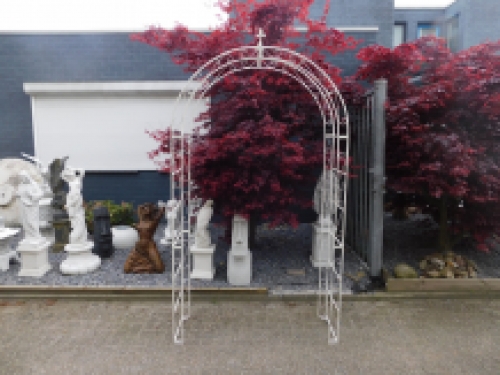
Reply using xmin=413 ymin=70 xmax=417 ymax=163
xmin=169 ymin=29 xmax=349 ymax=345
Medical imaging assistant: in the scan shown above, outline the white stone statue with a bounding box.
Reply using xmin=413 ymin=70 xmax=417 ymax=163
xmin=59 ymin=165 xmax=100 ymax=275
xmin=194 ymin=200 xmax=213 ymax=248
xmin=165 ymin=199 xmax=181 ymax=240
xmin=16 ymin=170 xmax=44 ymax=243
xmin=0 ymin=158 xmax=46 ymax=226
xmin=313 ymin=169 xmax=338 ymax=227
xmin=311 ymin=169 xmax=342 ymax=268
xmin=61 ymin=166 xmax=87 ymax=244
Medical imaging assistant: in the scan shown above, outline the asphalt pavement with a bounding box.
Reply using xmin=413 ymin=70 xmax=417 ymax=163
xmin=1 ymin=297 xmax=499 ymax=374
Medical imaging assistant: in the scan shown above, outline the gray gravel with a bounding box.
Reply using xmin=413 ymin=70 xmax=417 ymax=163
xmin=2 ymin=214 xmax=498 ymax=292
xmin=0 ymin=222 xmax=362 ymax=293
xmin=382 ymin=213 xmax=500 ymax=278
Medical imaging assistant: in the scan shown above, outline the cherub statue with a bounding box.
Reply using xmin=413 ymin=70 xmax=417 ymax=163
xmin=194 ymin=200 xmax=213 ymax=248
xmin=16 ymin=170 xmax=44 ymax=243
xmin=61 ymin=166 xmax=87 ymax=244
xmin=124 ymin=203 xmax=165 ymax=274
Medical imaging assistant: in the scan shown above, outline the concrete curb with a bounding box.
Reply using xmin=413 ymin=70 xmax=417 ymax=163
xmin=0 ymin=284 xmax=499 ymax=301
xmin=386 ymin=277 xmax=500 ymax=292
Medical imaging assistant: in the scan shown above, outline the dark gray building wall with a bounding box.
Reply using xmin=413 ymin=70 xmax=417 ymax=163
xmin=0 ymin=32 xmax=187 ymax=205
xmin=396 ymin=0 xmax=500 ymax=50
xmin=394 ymin=8 xmax=445 ymax=43
xmin=0 ymin=32 xmax=188 ymax=161
xmin=309 ymin=0 xmax=394 ymax=47
xmin=451 ymin=0 xmax=500 ymax=49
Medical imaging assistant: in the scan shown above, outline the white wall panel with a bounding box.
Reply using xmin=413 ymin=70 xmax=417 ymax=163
xmin=24 ymin=81 xmax=206 ymax=171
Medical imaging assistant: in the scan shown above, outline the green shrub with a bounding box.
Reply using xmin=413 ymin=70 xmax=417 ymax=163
xmin=85 ymin=200 xmax=134 ymax=234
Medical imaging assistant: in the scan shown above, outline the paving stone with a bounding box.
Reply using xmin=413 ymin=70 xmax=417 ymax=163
xmin=1 ymin=299 xmax=499 ymax=374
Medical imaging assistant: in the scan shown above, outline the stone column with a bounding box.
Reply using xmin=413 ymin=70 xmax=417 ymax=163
xmin=227 ymin=214 xmax=252 ymax=285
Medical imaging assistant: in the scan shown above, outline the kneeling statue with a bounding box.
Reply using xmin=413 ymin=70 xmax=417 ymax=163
xmin=124 ymin=203 xmax=165 ymax=274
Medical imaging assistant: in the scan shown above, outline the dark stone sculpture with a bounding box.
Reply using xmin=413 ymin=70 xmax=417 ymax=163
xmin=49 ymin=157 xmax=69 ymax=211
xmin=48 ymin=157 xmax=70 ymax=251
xmin=92 ymin=206 xmax=113 ymax=258
xmin=124 ymin=203 xmax=165 ymax=274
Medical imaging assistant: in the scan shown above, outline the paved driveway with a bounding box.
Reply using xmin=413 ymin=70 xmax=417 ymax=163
xmin=1 ymin=298 xmax=499 ymax=374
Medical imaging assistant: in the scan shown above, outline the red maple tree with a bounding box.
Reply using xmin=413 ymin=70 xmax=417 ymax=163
xmin=349 ymin=37 xmax=500 ymax=252
xmin=133 ymin=0 xmax=359 ymax=236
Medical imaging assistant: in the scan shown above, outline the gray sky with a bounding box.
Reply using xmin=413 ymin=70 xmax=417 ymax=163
xmin=0 ymin=0 xmax=455 ymax=31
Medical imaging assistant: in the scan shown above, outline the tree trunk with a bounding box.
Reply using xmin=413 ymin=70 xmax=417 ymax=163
xmin=438 ymin=195 xmax=452 ymax=253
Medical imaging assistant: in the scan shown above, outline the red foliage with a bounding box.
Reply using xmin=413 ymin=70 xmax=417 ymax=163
xmin=350 ymin=37 xmax=500 ymax=251
xmin=133 ymin=0 xmax=359 ymax=231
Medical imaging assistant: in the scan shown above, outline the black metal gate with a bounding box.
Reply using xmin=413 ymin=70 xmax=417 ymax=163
xmin=346 ymin=79 xmax=387 ymax=278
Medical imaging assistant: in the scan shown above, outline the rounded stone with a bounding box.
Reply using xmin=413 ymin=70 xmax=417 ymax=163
xmin=393 ymin=263 xmax=418 ymax=278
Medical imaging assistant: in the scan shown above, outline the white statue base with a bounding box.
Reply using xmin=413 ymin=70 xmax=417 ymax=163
xmin=17 ymin=238 xmax=51 ymax=277
xmin=227 ymin=249 xmax=252 ymax=286
xmin=0 ymin=227 xmax=20 ymax=271
xmin=311 ymin=221 xmax=336 ymax=268
xmin=190 ymin=245 xmax=215 ymax=280
xmin=60 ymin=241 xmax=101 ymax=275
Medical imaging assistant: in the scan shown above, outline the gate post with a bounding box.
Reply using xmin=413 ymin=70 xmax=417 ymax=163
xmin=368 ymin=79 xmax=387 ymax=278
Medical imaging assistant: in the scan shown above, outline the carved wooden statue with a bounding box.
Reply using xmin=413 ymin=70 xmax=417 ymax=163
xmin=124 ymin=203 xmax=165 ymax=274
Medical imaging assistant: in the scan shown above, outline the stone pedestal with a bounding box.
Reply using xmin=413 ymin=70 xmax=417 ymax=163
xmin=311 ymin=221 xmax=335 ymax=268
xmin=0 ymin=227 xmax=20 ymax=271
xmin=51 ymin=211 xmax=70 ymax=252
xmin=17 ymin=238 xmax=51 ymax=277
xmin=60 ymin=241 xmax=101 ymax=275
xmin=227 ymin=215 xmax=252 ymax=286
xmin=190 ymin=245 xmax=215 ymax=280
xmin=228 ymin=250 xmax=252 ymax=286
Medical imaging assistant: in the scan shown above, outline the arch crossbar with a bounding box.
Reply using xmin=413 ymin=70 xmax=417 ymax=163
xmin=169 ymin=29 xmax=349 ymax=345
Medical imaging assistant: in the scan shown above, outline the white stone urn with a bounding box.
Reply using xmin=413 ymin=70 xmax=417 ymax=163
xmin=111 ymin=225 xmax=139 ymax=251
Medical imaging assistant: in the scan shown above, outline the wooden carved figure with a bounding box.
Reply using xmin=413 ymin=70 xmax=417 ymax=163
xmin=124 ymin=203 xmax=165 ymax=274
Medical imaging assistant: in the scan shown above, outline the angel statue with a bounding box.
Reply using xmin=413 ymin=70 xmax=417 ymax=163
xmin=16 ymin=170 xmax=44 ymax=243
xmin=61 ymin=166 xmax=87 ymax=244
xmin=194 ymin=200 xmax=213 ymax=248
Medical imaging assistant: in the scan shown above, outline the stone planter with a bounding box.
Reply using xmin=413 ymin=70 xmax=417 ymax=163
xmin=111 ymin=225 xmax=138 ymax=251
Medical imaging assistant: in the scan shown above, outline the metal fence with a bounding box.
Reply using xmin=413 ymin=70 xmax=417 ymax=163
xmin=346 ymin=79 xmax=387 ymax=278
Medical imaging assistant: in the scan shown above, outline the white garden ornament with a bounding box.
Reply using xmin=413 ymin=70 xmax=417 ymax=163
xmin=21 ymin=153 xmax=55 ymax=245
xmin=190 ymin=200 xmax=215 ymax=280
xmin=159 ymin=199 xmax=181 ymax=246
xmin=227 ymin=214 xmax=252 ymax=286
xmin=311 ymin=169 xmax=338 ymax=267
xmin=0 ymin=158 xmax=45 ymax=226
xmin=16 ymin=170 xmax=52 ymax=277
xmin=59 ymin=166 xmax=101 ymax=275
